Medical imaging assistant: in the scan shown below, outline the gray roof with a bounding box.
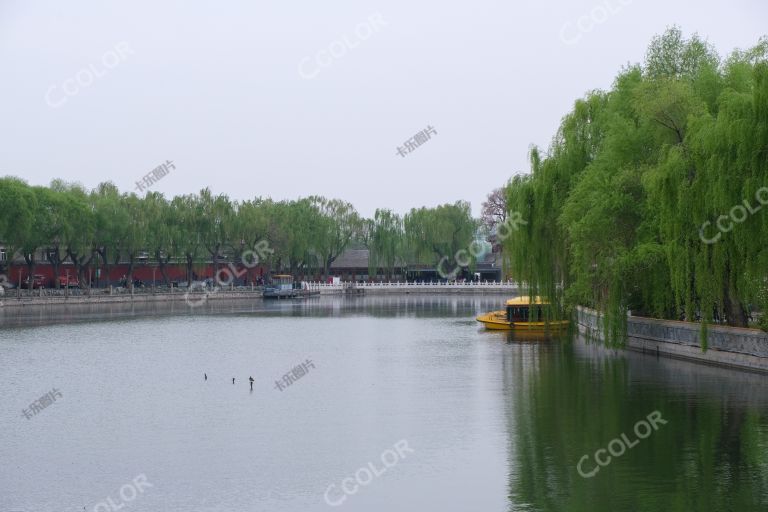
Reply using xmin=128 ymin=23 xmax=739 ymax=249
xmin=330 ymin=249 xmax=370 ymax=269
xmin=330 ymin=247 xmax=501 ymax=270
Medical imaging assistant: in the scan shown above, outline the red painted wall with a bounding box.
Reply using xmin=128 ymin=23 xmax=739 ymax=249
xmin=3 ymin=262 xmax=267 ymax=287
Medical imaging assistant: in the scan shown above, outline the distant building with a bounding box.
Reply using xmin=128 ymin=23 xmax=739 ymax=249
xmin=0 ymin=233 xmax=505 ymax=285
xmin=329 ymin=249 xmax=373 ymax=281
xmin=322 ymin=247 xmax=502 ymax=282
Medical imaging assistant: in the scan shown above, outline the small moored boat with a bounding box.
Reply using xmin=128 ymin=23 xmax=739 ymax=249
xmin=476 ymin=296 xmax=569 ymax=332
xmin=263 ymin=274 xmax=297 ymax=299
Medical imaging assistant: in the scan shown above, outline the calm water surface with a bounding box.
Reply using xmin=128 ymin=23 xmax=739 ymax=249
xmin=1 ymin=296 xmax=767 ymax=511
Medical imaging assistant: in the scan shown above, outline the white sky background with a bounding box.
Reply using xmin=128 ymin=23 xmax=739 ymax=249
xmin=0 ymin=0 xmax=765 ymax=218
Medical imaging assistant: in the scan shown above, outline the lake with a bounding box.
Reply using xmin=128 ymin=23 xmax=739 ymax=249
xmin=1 ymin=295 xmax=767 ymax=511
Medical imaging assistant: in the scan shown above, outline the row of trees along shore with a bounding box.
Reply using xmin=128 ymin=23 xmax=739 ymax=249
xmin=503 ymin=28 xmax=768 ymax=339
xmin=0 ymin=179 xmax=489 ymax=289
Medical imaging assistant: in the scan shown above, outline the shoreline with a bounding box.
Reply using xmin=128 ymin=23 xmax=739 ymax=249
xmin=0 ymin=290 xmax=266 ymax=308
xmin=0 ymin=283 xmax=520 ymax=308
xmin=576 ymin=306 xmax=768 ymax=374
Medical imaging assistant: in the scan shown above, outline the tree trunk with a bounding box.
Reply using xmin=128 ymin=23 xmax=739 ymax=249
xmin=126 ymin=255 xmax=135 ymax=290
xmin=77 ymin=265 xmax=87 ymax=289
xmin=97 ymin=247 xmax=111 ymax=289
xmin=185 ymin=253 xmax=194 ymax=285
xmin=112 ymin=251 xmax=122 ymax=287
xmin=324 ymin=254 xmax=338 ymax=281
xmin=23 ymin=254 xmax=36 ymax=291
xmin=79 ymin=255 xmax=93 ymax=289
xmin=49 ymin=246 xmax=63 ymax=289
xmin=208 ymin=244 xmax=221 ymax=280
xmin=155 ymin=249 xmax=170 ymax=285
xmin=723 ymin=274 xmax=749 ymax=327
xmin=66 ymin=248 xmax=94 ymax=289
xmin=160 ymin=262 xmax=170 ymax=286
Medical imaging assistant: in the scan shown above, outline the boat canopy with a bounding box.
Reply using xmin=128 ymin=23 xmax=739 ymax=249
xmin=505 ymin=296 xmax=549 ymax=306
xmin=271 ymin=274 xmax=293 ymax=288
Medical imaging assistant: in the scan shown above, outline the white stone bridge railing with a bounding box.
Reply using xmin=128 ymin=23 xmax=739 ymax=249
xmin=303 ymin=280 xmax=519 ymax=294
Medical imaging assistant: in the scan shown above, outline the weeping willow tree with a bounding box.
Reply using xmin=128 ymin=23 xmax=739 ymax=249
xmin=504 ymin=91 xmax=607 ymax=327
xmin=644 ymin=31 xmax=768 ymax=337
xmin=403 ymin=201 xmax=476 ymax=277
xmin=504 ymin=27 xmax=768 ymax=346
xmin=368 ymin=209 xmax=404 ymax=280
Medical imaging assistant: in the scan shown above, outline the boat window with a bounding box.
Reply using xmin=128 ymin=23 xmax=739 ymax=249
xmin=507 ymin=306 xmax=529 ymax=321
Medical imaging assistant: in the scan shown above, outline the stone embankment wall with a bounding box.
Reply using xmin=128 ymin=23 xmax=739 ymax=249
xmin=576 ymin=306 xmax=768 ymax=373
xmin=0 ymin=290 xmax=264 ymax=308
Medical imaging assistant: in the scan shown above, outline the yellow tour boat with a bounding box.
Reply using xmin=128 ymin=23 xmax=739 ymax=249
xmin=476 ymin=296 xmax=569 ymax=332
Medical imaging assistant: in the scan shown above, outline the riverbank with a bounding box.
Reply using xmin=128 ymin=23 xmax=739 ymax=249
xmin=0 ymin=289 xmax=266 ymax=308
xmin=576 ymin=306 xmax=768 ymax=374
xmin=0 ymin=281 xmax=520 ymax=308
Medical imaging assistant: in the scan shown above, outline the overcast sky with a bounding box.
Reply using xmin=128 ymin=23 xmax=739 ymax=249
xmin=0 ymin=0 xmax=765 ymax=217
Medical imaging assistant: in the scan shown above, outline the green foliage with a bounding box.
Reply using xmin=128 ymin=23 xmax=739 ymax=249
xmin=0 ymin=181 xmax=372 ymax=283
xmin=369 ymin=209 xmax=404 ymax=279
xmin=403 ymin=201 xmax=476 ymax=276
xmin=504 ymin=28 xmax=768 ymax=344
xmin=309 ymin=196 xmax=362 ymax=278
xmin=0 ymin=177 xmax=35 ymax=266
